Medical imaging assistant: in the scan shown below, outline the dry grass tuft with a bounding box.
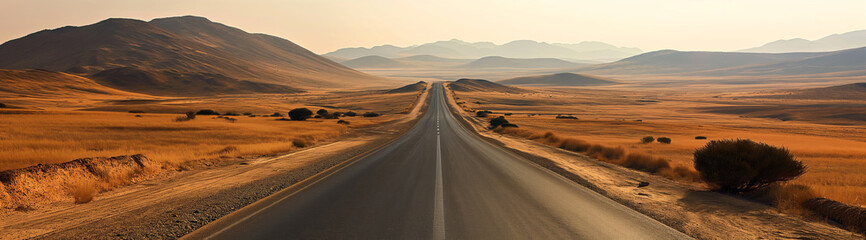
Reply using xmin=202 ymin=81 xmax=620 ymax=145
xmin=618 ymin=153 xmax=671 ymax=173
xmin=67 ymin=178 xmax=97 ymax=204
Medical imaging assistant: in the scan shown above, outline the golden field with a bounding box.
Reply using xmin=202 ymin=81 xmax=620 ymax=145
xmin=451 ymin=87 xmax=866 ymax=207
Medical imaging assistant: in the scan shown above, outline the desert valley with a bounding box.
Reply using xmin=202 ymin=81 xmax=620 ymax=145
xmin=1 ymin=6 xmax=866 ymax=239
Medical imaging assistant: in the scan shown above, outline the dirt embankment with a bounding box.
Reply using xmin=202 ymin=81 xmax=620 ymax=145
xmin=0 ymin=83 xmax=431 ymax=239
xmin=442 ymin=84 xmax=863 ymax=239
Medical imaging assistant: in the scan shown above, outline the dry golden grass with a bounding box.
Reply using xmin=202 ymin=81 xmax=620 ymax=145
xmin=453 ymin=87 xmax=866 ymax=207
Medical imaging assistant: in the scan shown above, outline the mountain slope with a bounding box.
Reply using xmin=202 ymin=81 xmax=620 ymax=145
xmin=575 ymin=50 xmax=825 ymax=75
xmin=742 ymin=29 xmax=866 ymax=53
xmin=0 ymin=16 xmax=390 ymax=96
xmin=713 ymin=47 xmax=866 ymax=76
xmin=0 ymin=69 xmax=144 ymax=98
xmin=498 ymin=73 xmax=618 ymax=87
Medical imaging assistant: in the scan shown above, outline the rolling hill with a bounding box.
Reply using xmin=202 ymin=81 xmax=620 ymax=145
xmin=574 ymin=50 xmax=826 ymax=75
xmin=498 ymin=73 xmax=618 ymax=87
xmin=447 ymin=79 xmax=530 ymax=94
xmin=461 ymin=56 xmax=584 ymax=69
xmin=0 ymin=16 xmax=391 ymax=96
xmin=0 ymin=69 xmax=144 ymax=98
xmin=741 ymin=29 xmax=866 ymax=53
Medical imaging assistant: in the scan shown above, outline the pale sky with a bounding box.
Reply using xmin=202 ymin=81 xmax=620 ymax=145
xmin=2 ymin=0 xmax=865 ymax=54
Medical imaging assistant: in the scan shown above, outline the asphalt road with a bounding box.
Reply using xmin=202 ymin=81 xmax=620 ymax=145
xmin=186 ymin=83 xmax=691 ymax=240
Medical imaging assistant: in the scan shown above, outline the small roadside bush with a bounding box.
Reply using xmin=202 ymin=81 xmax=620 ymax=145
xmin=362 ymin=112 xmax=381 ymax=117
xmin=316 ymin=109 xmax=329 ymax=117
xmin=196 ymin=109 xmax=220 ymax=115
xmin=292 ymin=139 xmax=309 ymax=148
xmin=489 ymin=116 xmax=510 ymax=128
xmin=559 ymin=138 xmax=591 ymax=152
xmin=620 ymin=153 xmax=670 ymax=173
xmin=337 ymin=120 xmax=350 ymax=125
xmin=657 ymin=137 xmax=671 ymax=144
xmin=693 ymin=139 xmax=806 ymax=193
xmin=641 ymin=136 xmax=655 ymax=143
xmin=128 ymin=110 xmax=145 ymax=113
xmin=476 ymin=110 xmax=492 ymax=117
xmin=271 ymin=112 xmax=283 ymax=117
xmin=586 ymin=144 xmax=625 ymax=161
xmin=695 ymin=136 xmax=707 ymax=140
xmin=288 ymin=108 xmax=314 ymax=121
xmin=344 ymin=111 xmax=358 ymax=117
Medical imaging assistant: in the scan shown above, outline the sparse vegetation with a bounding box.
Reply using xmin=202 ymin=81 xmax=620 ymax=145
xmin=222 ymin=112 xmax=240 ymax=116
xmin=128 ymin=110 xmax=145 ymax=113
xmin=316 ymin=109 xmax=329 ymax=117
xmin=174 ymin=111 xmax=196 ymax=122
xmin=362 ymin=112 xmax=381 ymax=117
xmin=270 ymin=112 xmax=283 ymax=117
xmin=695 ymin=136 xmax=707 ymax=140
xmin=694 ymin=139 xmax=806 ymax=193
xmin=196 ymin=109 xmax=220 ymax=115
xmin=657 ymin=137 xmax=671 ymax=144
xmin=344 ymin=111 xmax=357 ymax=117
xmin=555 ymin=115 xmax=578 ymax=119
xmin=489 ymin=116 xmax=510 ymax=128
xmin=641 ymin=136 xmax=655 ymax=143
xmin=337 ymin=120 xmax=350 ymax=125
xmin=288 ymin=108 xmax=313 ymax=121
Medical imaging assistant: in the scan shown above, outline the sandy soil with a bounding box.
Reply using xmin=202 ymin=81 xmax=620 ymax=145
xmin=0 ymin=84 xmax=430 ymax=239
xmin=443 ymin=84 xmax=863 ymax=239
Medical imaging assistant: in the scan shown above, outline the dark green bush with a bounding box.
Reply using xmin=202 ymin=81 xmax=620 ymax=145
xmin=490 ymin=116 xmax=510 ymax=128
xmin=316 ymin=109 xmax=329 ymax=117
xmin=196 ymin=109 xmax=220 ymax=115
xmin=362 ymin=112 xmax=381 ymax=117
xmin=344 ymin=111 xmax=358 ymax=117
xmin=271 ymin=112 xmax=283 ymax=117
xmin=694 ymin=139 xmax=806 ymax=193
xmin=641 ymin=136 xmax=655 ymax=143
xmin=476 ymin=110 xmax=492 ymax=117
xmin=657 ymin=137 xmax=672 ymax=144
xmin=288 ymin=108 xmax=313 ymax=121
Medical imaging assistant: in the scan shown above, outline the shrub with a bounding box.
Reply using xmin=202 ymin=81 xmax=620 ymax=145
xmin=803 ymin=198 xmax=866 ymax=232
xmin=292 ymin=139 xmax=309 ymax=148
xmin=344 ymin=111 xmax=358 ymax=117
xmin=332 ymin=112 xmax=344 ymax=117
xmin=500 ymin=123 xmax=519 ymax=128
xmin=587 ymin=144 xmax=625 ymax=161
xmin=243 ymin=112 xmax=252 ymax=116
xmin=693 ymin=139 xmax=806 ymax=193
xmin=196 ymin=109 xmax=220 ymax=115
xmin=288 ymin=108 xmax=314 ymax=120
xmin=337 ymin=120 xmax=350 ymax=125
xmin=476 ymin=110 xmax=492 ymax=117
xmin=620 ymin=153 xmax=671 ymax=173
xmin=223 ymin=112 xmax=240 ymax=116
xmin=362 ymin=112 xmax=381 ymax=117
xmin=316 ymin=109 xmax=329 ymax=117
xmin=641 ymin=136 xmax=655 ymax=143
xmin=128 ymin=110 xmax=145 ymax=113
xmin=504 ymin=113 xmax=513 ymax=116
xmin=559 ymin=139 xmax=591 ymax=152
xmin=490 ymin=116 xmax=510 ymax=128
xmin=185 ymin=111 xmax=196 ymax=120
xmin=695 ymin=136 xmax=707 ymax=140
xmin=657 ymin=137 xmax=671 ymax=144
xmin=271 ymin=112 xmax=283 ymax=117
xmin=556 ymin=115 xmax=578 ymax=119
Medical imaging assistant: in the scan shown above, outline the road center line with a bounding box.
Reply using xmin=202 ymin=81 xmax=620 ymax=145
xmin=433 ymin=92 xmax=445 ymax=240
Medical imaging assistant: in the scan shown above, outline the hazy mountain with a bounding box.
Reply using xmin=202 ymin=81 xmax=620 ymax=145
xmin=498 ymin=73 xmax=618 ymax=87
xmin=326 ymin=39 xmax=641 ymax=61
xmin=741 ymin=29 xmax=866 ymax=53
xmin=341 ymin=55 xmax=416 ymax=68
xmin=461 ymin=56 xmax=584 ymax=69
xmin=711 ymin=47 xmax=866 ymax=76
xmin=447 ymin=78 xmax=530 ymax=94
xmin=0 ymin=16 xmax=389 ymax=96
xmin=575 ymin=50 xmax=824 ymax=75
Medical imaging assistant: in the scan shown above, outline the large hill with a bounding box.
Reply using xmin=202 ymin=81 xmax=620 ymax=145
xmin=447 ymin=79 xmax=530 ymax=94
xmin=574 ymin=50 xmax=826 ymax=75
xmin=326 ymin=39 xmax=641 ymax=61
xmin=0 ymin=16 xmax=391 ymax=96
xmin=741 ymin=29 xmax=866 ymax=53
xmin=498 ymin=73 xmax=618 ymax=87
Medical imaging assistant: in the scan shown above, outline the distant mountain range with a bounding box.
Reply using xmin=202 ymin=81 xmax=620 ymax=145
xmin=0 ymin=16 xmax=391 ymax=96
xmin=498 ymin=73 xmax=618 ymax=87
xmin=573 ymin=46 xmax=866 ymax=77
xmin=326 ymin=39 xmax=642 ymax=62
xmin=741 ymin=29 xmax=866 ymax=53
